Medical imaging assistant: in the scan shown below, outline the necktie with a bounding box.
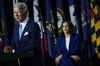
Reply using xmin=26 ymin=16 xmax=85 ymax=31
xmin=19 ymin=24 xmax=23 ymax=39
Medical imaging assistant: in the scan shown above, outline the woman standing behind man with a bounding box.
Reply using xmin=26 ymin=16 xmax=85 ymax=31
xmin=55 ymin=21 xmax=82 ymax=66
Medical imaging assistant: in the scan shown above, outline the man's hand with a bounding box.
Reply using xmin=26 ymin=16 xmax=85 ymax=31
xmin=4 ymin=46 xmax=13 ymax=53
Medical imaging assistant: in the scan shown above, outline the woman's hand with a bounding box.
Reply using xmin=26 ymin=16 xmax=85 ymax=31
xmin=70 ymin=55 xmax=80 ymax=61
xmin=55 ymin=55 xmax=62 ymax=65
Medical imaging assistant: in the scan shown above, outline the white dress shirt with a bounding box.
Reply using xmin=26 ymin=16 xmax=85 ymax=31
xmin=65 ymin=35 xmax=70 ymax=51
xmin=19 ymin=17 xmax=29 ymax=39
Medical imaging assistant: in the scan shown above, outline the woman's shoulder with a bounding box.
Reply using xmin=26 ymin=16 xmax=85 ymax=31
xmin=58 ymin=34 xmax=64 ymax=38
xmin=57 ymin=35 xmax=65 ymax=42
xmin=71 ymin=33 xmax=80 ymax=38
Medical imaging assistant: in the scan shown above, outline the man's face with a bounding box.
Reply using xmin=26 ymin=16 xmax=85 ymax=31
xmin=14 ymin=7 xmax=25 ymax=22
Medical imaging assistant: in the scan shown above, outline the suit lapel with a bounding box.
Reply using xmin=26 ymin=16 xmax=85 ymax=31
xmin=15 ymin=24 xmax=19 ymax=43
xmin=62 ymin=37 xmax=68 ymax=51
xmin=69 ymin=35 xmax=73 ymax=51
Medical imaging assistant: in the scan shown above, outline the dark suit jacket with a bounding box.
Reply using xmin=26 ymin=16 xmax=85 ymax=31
xmin=11 ymin=19 xmax=42 ymax=66
xmin=12 ymin=19 xmax=40 ymax=53
xmin=56 ymin=33 xmax=82 ymax=66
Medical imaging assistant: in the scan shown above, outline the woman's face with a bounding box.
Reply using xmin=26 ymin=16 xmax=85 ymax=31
xmin=62 ymin=22 xmax=70 ymax=34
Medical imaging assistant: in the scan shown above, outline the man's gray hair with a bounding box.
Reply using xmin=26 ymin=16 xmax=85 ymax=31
xmin=14 ymin=2 xmax=29 ymax=16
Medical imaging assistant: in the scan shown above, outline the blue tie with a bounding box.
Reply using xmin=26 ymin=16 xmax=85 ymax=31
xmin=19 ymin=24 xmax=23 ymax=39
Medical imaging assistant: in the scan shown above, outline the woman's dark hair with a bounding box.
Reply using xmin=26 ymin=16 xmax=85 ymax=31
xmin=66 ymin=21 xmax=74 ymax=34
xmin=62 ymin=20 xmax=74 ymax=34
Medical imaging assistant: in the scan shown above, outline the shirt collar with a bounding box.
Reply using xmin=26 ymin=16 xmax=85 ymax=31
xmin=19 ymin=17 xmax=29 ymax=28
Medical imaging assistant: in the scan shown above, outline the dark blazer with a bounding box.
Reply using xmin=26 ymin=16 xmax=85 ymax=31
xmin=56 ymin=33 xmax=82 ymax=66
xmin=12 ymin=19 xmax=42 ymax=66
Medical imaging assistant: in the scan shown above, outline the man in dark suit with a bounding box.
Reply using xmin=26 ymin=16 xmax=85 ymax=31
xmin=4 ymin=2 xmax=42 ymax=66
